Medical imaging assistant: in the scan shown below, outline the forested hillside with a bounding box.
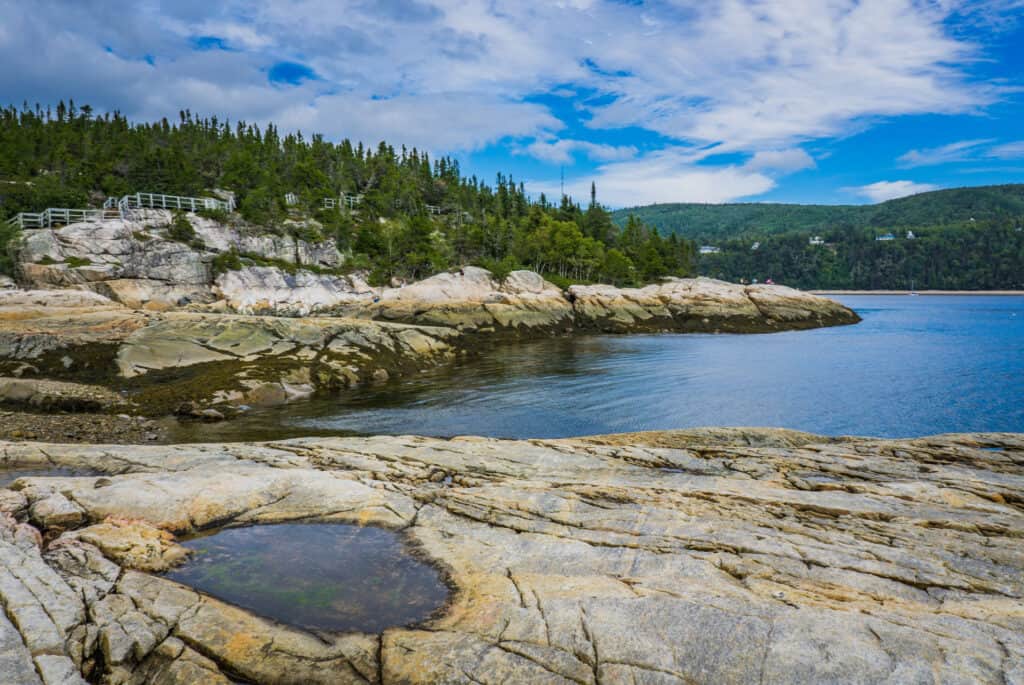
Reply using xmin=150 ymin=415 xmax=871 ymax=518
xmin=0 ymin=101 xmax=693 ymax=285
xmin=699 ymin=218 xmax=1024 ymax=290
xmin=613 ymin=185 xmax=1024 ymax=240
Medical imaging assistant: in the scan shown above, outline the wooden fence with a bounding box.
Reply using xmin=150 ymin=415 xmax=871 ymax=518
xmin=8 ymin=192 xmax=234 ymax=229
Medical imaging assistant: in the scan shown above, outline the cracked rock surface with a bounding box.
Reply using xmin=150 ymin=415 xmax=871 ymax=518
xmin=0 ymin=428 xmax=1021 ymax=683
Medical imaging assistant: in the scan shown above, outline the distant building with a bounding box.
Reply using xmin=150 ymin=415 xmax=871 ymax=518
xmin=809 ymin=236 xmax=825 ymax=245
xmin=751 ymin=241 xmax=760 ymax=251
xmin=284 ymin=192 xmax=298 ymax=206
xmin=876 ymin=233 xmax=895 ymax=241
xmin=906 ymin=230 xmax=916 ymax=239
xmin=699 ymin=245 xmax=721 ymax=255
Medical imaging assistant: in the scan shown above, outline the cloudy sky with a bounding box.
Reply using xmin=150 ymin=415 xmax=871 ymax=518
xmin=1 ymin=0 xmax=1022 ymax=207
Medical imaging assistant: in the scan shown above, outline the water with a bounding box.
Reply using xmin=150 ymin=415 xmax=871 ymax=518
xmin=0 ymin=466 xmax=101 ymax=487
xmin=165 ymin=523 xmax=450 ymax=633
xmin=172 ymin=295 xmax=1024 ymax=441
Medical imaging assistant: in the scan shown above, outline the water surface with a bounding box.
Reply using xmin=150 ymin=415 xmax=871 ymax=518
xmin=171 ymin=296 xmax=1024 ymax=441
xmin=165 ymin=523 xmax=450 ymax=633
xmin=0 ymin=466 xmax=101 ymax=487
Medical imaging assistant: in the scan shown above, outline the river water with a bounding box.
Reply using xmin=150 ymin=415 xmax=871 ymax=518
xmin=172 ymin=295 xmax=1024 ymax=441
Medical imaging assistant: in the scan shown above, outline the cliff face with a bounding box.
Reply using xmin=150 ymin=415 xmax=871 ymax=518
xmin=1 ymin=428 xmax=1021 ymax=683
xmin=13 ymin=211 xmax=342 ymax=309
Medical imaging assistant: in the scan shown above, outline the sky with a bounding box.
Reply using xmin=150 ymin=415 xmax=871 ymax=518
xmin=0 ymin=0 xmax=1022 ymax=208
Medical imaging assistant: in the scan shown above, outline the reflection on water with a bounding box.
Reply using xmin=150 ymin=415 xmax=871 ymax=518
xmin=0 ymin=466 xmax=101 ymax=487
xmin=165 ymin=523 xmax=450 ymax=633
xmin=169 ymin=295 xmax=1024 ymax=442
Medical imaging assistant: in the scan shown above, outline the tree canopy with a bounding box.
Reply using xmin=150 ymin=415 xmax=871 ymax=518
xmin=0 ymin=101 xmax=694 ymax=284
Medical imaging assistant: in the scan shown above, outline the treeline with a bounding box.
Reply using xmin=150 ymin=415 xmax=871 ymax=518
xmin=612 ymin=184 xmax=1024 ymax=241
xmin=0 ymin=101 xmax=693 ymax=285
xmin=699 ymin=218 xmax=1024 ymax=290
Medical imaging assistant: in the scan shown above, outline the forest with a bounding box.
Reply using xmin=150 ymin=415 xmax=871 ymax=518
xmin=698 ymin=218 xmax=1024 ymax=290
xmin=0 ymin=101 xmax=694 ymax=285
xmin=612 ymin=184 xmax=1024 ymax=241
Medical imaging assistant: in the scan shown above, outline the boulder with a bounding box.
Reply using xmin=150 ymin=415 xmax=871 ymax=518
xmin=367 ymin=267 xmax=576 ymax=335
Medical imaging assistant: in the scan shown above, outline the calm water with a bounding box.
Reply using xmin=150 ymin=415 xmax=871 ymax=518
xmin=166 ymin=523 xmax=450 ymax=633
xmin=0 ymin=466 xmax=101 ymax=487
xmin=173 ymin=296 xmax=1024 ymax=441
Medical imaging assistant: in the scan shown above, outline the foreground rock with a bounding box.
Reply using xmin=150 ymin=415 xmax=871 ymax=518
xmin=0 ymin=428 xmax=1020 ymax=683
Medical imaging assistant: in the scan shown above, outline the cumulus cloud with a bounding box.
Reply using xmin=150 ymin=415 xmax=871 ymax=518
xmin=847 ymin=180 xmax=940 ymax=202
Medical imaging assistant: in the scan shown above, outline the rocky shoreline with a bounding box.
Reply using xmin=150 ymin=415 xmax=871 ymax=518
xmin=0 ymin=428 xmax=1021 ymax=683
xmin=0 ymin=213 xmax=859 ymax=419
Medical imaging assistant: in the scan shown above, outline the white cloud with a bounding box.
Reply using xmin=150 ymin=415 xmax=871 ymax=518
xmin=522 ymin=139 xmax=637 ymax=164
xmin=988 ymin=141 xmax=1024 ymax=159
xmin=897 ymin=139 xmax=994 ymax=167
xmin=847 ymin=180 xmax=939 ymax=202
xmin=744 ymin=148 xmax=816 ymax=174
xmin=536 ymin=148 xmax=775 ymax=207
xmin=0 ymin=0 xmax=1015 ymax=198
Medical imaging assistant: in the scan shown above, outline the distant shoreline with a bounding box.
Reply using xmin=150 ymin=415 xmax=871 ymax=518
xmin=812 ymin=290 xmax=1024 ymax=296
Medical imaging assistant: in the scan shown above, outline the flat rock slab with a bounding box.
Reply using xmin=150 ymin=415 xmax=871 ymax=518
xmin=0 ymin=428 xmax=1021 ymax=683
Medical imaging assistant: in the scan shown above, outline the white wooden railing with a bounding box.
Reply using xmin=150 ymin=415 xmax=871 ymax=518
xmin=7 ymin=191 xmax=234 ymax=229
xmin=6 ymin=207 xmax=120 ymax=229
xmin=322 ymin=193 xmax=363 ymax=210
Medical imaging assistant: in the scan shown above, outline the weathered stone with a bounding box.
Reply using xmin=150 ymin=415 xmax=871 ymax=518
xmin=0 ymin=430 xmax=1020 ymax=683
xmin=569 ymin=277 xmax=859 ymax=332
xmin=29 ymin=492 xmax=87 ymax=529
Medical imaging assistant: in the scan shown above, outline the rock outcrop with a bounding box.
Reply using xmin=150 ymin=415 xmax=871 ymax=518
xmin=569 ymin=278 xmax=859 ymax=333
xmin=216 ymin=266 xmax=858 ymax=336
xmin=214 ymin=266 xmax=377 ymax=317
xmin=363 ymin=267 xmax=576 ymax=335
xmin=13 ymin=211 xmax=343 ymax=309
xmin=0 ymin=289 xmax=458 ymax=414
xmin=0 ymin=428 xmax=1021 ymax=683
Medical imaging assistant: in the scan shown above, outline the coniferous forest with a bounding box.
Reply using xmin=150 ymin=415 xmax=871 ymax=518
xmin=0 ymin=102 xmax=694 ymax=285
xmin=2 ymin=102 xmax=1021 ymax=290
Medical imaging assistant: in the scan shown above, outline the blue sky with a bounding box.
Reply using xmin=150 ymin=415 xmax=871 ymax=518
xmin=0 ymin=0 xmax=1022 ymax=207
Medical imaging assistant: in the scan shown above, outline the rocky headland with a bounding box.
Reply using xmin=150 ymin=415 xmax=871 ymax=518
xmin=0 ymin=428 xmax=1020 ymax=683
xmin=0 ymin=212 xmax=858 ymax=420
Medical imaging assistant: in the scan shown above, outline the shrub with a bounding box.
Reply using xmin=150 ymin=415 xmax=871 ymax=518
xmin=475 ymin=255 xmax=518 ymax=283
xmin=167 ymin=213 xmax=197 ymax=243
xmin=211 ymin=248 xmax=242 ymax=276
xmin=196 ymin=207 xmax=230 ymax=223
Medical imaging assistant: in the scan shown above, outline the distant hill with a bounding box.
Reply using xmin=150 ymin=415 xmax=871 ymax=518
xmin=611 ymin=184 xmax=1024 ymax=240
